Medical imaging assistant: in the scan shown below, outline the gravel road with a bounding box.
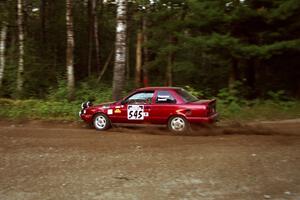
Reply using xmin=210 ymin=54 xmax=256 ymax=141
xmin=0 ymin=120 xmax=300 ymax=200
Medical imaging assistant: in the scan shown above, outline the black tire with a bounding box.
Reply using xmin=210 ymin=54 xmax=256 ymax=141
xmin=93 ymin=113 xmax=111 ymax=131
xmin=168 ymin=116 xmax=190 ymax=133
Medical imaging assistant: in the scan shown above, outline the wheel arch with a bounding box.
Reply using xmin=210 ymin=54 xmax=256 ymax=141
xmin=92 ymin=111 xmax=109 ymax=120
xmin=167 ymin=113 xmax=187 ymax=123
xmin=92 ymin=112 xmax=112 ymax=128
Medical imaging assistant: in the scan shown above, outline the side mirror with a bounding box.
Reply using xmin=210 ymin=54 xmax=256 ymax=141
xmin=121 ymin=100 xmax=127 ymax=105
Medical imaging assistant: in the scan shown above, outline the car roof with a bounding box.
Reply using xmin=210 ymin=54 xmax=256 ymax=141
xmin=136 ymin=86 xmax=182 ymax=91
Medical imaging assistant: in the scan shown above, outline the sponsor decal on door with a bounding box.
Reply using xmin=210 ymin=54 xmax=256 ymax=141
xmin=127 ymin=105 xmax=144 ymax=120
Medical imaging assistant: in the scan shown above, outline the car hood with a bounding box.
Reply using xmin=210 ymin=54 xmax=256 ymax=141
xmin=97 ymin=101 xmax=117 ymax=108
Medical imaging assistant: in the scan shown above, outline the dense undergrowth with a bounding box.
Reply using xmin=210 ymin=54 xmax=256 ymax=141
xmin=0 ymin=82 xmax=299 ymax=121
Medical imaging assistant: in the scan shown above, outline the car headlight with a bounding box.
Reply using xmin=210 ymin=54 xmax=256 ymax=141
xmin=79 ymin=109 xmax=87 ymax=117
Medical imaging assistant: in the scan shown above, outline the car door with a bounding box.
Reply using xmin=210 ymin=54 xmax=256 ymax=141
xmin=120 ymin=90 xmax=154 ymax=124
xmin=148 ymin=90 xmax=178 ymax=124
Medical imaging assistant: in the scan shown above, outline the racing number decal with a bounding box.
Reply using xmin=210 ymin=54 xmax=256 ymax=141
xmin=127 ymin=105 xmax=144 ymax=120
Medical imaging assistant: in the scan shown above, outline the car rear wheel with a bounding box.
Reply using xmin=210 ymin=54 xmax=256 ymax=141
xmin=93 ymin=113 xmax=111 ymax=131
xmin=168 ymin=116 xmax=189 ymax=133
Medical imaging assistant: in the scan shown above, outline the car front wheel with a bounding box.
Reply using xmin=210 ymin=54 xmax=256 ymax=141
xmin=168 ymin=116 xmax=189 ymax=133
xmin=93 ymin=113 xmax=111 ymax=131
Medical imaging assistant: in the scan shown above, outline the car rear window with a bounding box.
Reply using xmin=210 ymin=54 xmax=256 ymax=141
xmin=175 ymin=88 xmax=198 ymax=102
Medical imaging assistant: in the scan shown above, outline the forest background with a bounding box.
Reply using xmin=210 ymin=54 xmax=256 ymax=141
xmin=0 ymin=0 xmax=299 ymax=121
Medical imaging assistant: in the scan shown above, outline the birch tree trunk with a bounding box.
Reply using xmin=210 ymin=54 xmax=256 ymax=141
xmin=112 ymin=0 xmax=127 ymax=100
xmin=66 ymin=0 xmax=75 ymax=100
xmin=0 ymin=24 xmax=7 ymax=88
xmin=17 ymin=0 xmax=24 ymax=95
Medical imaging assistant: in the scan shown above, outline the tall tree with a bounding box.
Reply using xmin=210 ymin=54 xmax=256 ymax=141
xmin=40 ymin=0 xmax=47 ymax=43
xmin=0 ymin=23 xmax=7 ymax=88
xmin=166 ymin=37 xmax=174 ymax=86
xmin=142 ymin=16 xmax=149 ymax=86
xmin=93 ymin=0 xmax=100 ymax=73
xmin=112 ymin=0 xmax=127 ymax=100
xmin=87 ymin=0 xmax=100 ymax=76
xmin=66 ymin=0 xmax=75 ymax=100
xmin=87 ymin=0 xmax=93 ymax=76
xmin=134 ymin=10 xmax=148 ymax=87
xmin=135 ymin=22 xmax=142 ymax=87
xmin=17 ymin=0 xmax=24 ymax=96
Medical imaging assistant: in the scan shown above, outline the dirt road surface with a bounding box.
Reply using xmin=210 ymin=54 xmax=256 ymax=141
xmin=1 ymin=120 xmax=300 ymax=200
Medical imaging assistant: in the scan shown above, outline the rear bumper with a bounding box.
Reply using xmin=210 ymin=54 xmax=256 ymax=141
xmin=186 ymin=112 xmax=219 ymax=124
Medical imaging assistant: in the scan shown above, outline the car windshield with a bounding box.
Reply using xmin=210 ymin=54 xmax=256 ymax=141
xmin=175 ymin=88 xmax=198 ymax=102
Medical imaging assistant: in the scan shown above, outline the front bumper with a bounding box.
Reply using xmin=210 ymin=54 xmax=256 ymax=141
xmin=80 ymin=113 xmax=93 ymax=123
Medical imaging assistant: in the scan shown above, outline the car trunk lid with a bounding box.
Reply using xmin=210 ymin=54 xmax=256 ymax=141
xmin=188 ymin=99 xmax=217 ymax=116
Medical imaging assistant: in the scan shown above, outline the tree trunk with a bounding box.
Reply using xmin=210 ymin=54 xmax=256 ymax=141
xmin=87 ymin=0 xmax=93 ymax=76
xmin=87 ymin=0 xmax=100 ymax=76
xmin=112 ymin=0 xmax=127 ymax=101
xmin=245 ymin=60 xmax=256 ymax=99
xmin=165 ymin=35 xmax=176 ymax=86
xmin=228 ymin=58 xmax=239 ymax=90
xmin=93 ymin=0 xmax=100 ymax=73
xmin=142 ymin=17 xmax=148 ymax=87
xmin=297 ymin=79 xmax=300 ymax=98
xmin=97 ymin=48 xmax=114 ymax=83
xmin=40 ymin=0 xmax=46 ymax=43
xmin=66 ymin=0 xmax=75 ymax=100
xmin=17 ymin=0 xmax=24 ymax=96
xmin=126 ymin=34 xmax=130 ymax=82
xmin=125 ymin=13 xmax=130 ymax=82
xmin=0 ymin=24 xmax=7 ymax=88
xmin=135 ymin=27 xmax=142 ymax=87
xmin=166 ymin=51 xmax=173 ymax=86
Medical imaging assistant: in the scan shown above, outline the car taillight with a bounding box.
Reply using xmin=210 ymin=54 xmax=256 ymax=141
xmin=208 ymin=104 xmax=216 ymax=115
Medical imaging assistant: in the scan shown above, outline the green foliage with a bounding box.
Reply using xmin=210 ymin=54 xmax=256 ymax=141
xmin=0 ymin=98 xmax=78 ymax=120
xmin=1 ymin=0 xmax=300 ymax=108
xmin=74 ymin=81 xmax=112 ymax=103
xmin=216 ymin=86 xmax=300 ymax=121
xmin=267 ymin=90 xmax=287 ymax=102
xmin=217 ymin=81 xmax=245 ymax=101
xmin=0 ymin=81 xmax=113 ymax=120
xmin=217 ymin=88 xmax=242 ymax=118
xmin=47 ymin=80 xmax=69 ymax=101
xmin=47 ymin=79 xmax=112 ymax=104
xmin=184 ymin=85 xmax=204 ymax=98
xmin=227 ymin=100 xmax=300 ymax=121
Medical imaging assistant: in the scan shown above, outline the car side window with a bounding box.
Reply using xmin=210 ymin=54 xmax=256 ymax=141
xmin=156 ymin=91 xmax=176 ymax=104
xmin=126 ymin=91 xmax=154 ymax=104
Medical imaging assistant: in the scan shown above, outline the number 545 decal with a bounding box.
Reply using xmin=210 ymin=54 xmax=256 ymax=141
xmin=127 ymin=105 xmax=144 ymax=120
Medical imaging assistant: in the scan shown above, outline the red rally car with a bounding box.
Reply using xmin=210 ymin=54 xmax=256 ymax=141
xmin=79 ymin=87 xmax=218 ymax=133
